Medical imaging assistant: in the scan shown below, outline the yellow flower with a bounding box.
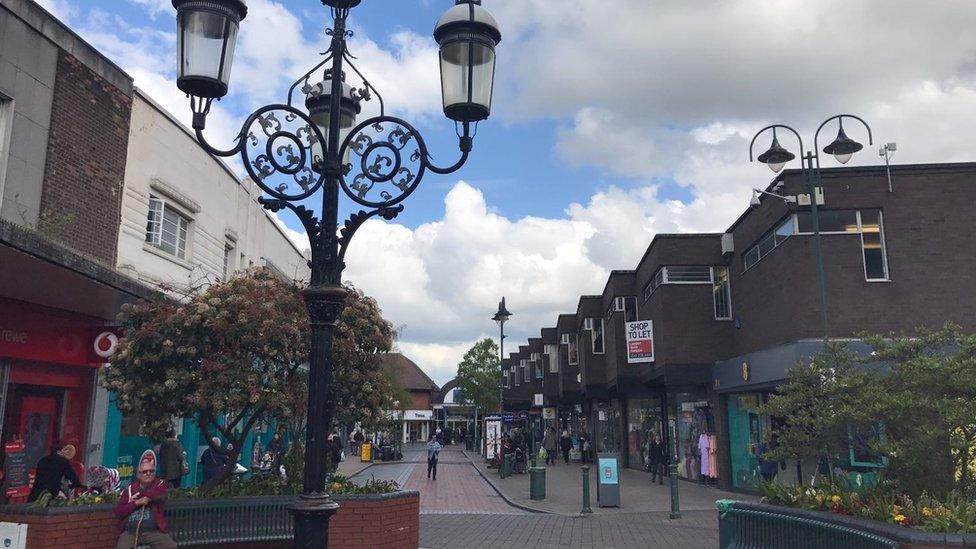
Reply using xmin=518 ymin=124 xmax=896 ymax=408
xmin=831 ymin=495 xmax=841 ymax=504
xmin=894 ymin=514 xmax=907 ymax=524
xmin=94 ymin=497 xmax=102 ymax=503
xmin=892 ymin=505 xmax=902 ymax=513
xmin=815 ymin=494 xmax=824 ymax=504
xmin=922 ymin=507 xmax=933 ymax=517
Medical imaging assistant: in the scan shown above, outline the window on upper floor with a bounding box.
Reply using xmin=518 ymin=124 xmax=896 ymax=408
xmin=520 ymin=359 xmax=528 ymax=383
xmin=223 ymin=242 xmax=235 ymax=280
xmin=591 ymin=318 xmax=605 ymax=354
xmin=545 ymin=344 xmax=558 ymax=372
xmin=746 ymin=209 xmax=888 ymax=280
xmin=535 ymin=360 xmax=543 ymax=379
xmin=713 ymin=266 xmax=732 ymax=320
xmin=608 ymin=296 xmax=639 ymax=322
xmin=146 ymin=195 xmax=189 ymax=259
xmin=561 ymin=332 xmax=579 ymax=365
xmin=512 ymin=365 xmax=519 ymax=386
xmin=505 ymin=370 xmax=510 ymax=389
xmin=0 ymin=96 xmax=11 ymax=196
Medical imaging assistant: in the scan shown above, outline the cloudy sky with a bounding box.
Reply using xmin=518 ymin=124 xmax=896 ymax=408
xmin=38 ymin=0 xmax=976 ymax=384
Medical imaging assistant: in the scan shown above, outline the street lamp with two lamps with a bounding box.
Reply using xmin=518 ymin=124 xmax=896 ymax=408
xmin=748 ymin=115 xmax=873 ymax=340
xmin=171 ymin=0 xmax=502 ymax=546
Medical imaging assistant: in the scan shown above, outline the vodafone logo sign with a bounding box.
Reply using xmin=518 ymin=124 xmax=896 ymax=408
xmin=93 ymin=331 xmax=119 ymax=359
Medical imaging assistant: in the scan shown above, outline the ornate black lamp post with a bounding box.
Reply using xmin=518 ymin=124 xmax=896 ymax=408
xmin=491 ymin=297 xmax=511 ymax=460
xmin=748 ymin=115 xmax=872 ymax=340
xmin=171 ymin=0 xmax=501 ymax=546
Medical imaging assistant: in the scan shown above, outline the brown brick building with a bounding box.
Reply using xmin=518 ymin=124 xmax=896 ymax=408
xmin=0 ymin=0 xmax=152 ymax=490
xmin=504 ymin=162 xmax=976 ymax=491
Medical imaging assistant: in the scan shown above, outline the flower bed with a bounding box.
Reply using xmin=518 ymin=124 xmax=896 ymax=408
xmin=759 ymin=477 xmax=976 ymax=534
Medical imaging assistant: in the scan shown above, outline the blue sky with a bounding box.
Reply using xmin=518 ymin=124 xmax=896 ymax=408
xmin=38 ymin=0 xmax=976 ymax=383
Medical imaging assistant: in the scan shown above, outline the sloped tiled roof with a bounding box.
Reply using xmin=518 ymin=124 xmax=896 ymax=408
xmin=379 ymin=353 xmax=439 ymax=392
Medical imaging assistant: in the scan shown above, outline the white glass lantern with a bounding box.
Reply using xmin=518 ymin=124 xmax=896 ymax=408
xmin=433 ymin=0 xmax=501 ymax=123
xmin=173 ymin=0 xmax=248 ymax=98
xmin=305 ymin=73 xmax=361 ymax=172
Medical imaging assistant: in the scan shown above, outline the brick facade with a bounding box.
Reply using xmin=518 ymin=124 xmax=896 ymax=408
xmin=38 ymin=50 xmax=131 ymax=267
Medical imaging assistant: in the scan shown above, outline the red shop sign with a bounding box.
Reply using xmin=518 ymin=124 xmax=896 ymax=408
xmin=0 ymin=298 xmax=119 ymax=367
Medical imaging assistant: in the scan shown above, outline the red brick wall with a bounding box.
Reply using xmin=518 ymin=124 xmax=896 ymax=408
xmin=39 ymin=50 xmax=132 ymax=266
xmin=0 ymin=510 xmax=117 ymax=549
xmin=0 ymin=492 xmax=420 ymax=549
xmin=409 ymin=390 xmax=431 ymax=410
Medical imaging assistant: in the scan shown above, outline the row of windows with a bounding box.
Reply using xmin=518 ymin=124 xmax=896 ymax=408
xmin=641 ymin=267 xmax=733 ymax=321
xmin=744 ymin=209 xmax=889 ymax=280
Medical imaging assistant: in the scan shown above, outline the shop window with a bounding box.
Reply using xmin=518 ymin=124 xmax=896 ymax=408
xmin=859 ymin=210 xmax=889 ymax=280
xmin=591 ymin=318 xmax=605 ymax=354
xmin=146 ymin=195 xmax=189 ymax=258
xmin=712 ymin=266 xmax=732 ymax=320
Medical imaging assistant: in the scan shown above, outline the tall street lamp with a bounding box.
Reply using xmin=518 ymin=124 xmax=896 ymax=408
xmin=492 ymin=297 xmax=511 ymax=459
xmin=748 ymin=115 xmax=872 ymax=340
xmin=171 ymin=0 xmax=501 ymax=546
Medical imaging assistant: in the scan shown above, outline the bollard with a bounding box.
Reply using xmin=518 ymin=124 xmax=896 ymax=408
xmin=581 ymin=465 xmax=593 ymax=514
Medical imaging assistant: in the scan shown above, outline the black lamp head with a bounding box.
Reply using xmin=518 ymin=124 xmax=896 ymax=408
xmin=757 ymin=131 xmax=795 ymax=173
xmin=822 ymin=122 xmax=863 ymax=164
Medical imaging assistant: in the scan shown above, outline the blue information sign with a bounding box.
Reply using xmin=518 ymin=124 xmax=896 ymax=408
xmin=502 ymin=412 xmax=514 ymax=422
xmin=598 ymin=457 xmax=618 ymax=485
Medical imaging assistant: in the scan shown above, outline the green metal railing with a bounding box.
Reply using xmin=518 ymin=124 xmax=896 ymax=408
xmin=166 ymin=496 xmax=293 ymax=545
xmin=717 ymin=500 xmax=899 ymax=549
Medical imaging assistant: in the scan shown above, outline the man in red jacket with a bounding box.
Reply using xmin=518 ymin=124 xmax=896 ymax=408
xmin=114 ymin=454 xmax=176 ymax=549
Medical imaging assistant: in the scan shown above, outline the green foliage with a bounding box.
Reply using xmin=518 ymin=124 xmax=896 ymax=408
xmin=761 ymin=325 xmax=976 ymax=498
xmin=455 ymin=338 xmax=501 ymax=411
xmin=760 ymin=476 xmax=976 ymax=533
xmin=104 ymin=268 xmax=308 ymax=489
xmin=167 ymin=473 xmax=399 ymax=499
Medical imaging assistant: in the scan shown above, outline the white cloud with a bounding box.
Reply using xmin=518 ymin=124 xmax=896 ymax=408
xmin=128 ymin=0 xmax=172 ymax=18
xmin=33 ymin=0 xmax=73 ymax=21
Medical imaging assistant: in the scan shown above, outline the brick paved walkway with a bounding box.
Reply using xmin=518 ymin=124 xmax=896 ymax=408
xmin=419 ymin=511 xmax=718 ymax=549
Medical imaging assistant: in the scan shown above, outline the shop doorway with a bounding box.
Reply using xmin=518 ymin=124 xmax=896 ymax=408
xmin=3 ymin=385 xmax=64 ymax=471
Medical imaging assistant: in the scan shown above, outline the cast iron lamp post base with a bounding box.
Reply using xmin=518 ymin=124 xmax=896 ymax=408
xmin=289 ymin=495 xmax=341 ymax=548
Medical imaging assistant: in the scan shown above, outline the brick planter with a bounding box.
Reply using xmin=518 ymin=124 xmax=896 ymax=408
xmin=0 ymin=491 xmax=419 ymax=549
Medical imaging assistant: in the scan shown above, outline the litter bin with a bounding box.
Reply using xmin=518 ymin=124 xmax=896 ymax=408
xmin=502 ymin=453 xmax=514 ymax=478
xmin=360 ymin=442 xmax=372 ymax=462
xmin=529 ymin=466 xmax=546 ymax=500
xmin=381 ymin=446 xmax=394 ymax=461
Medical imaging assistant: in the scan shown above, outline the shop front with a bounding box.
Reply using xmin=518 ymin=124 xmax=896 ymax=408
xmin=726 ymin=392 xmax=771 ymax=490
xmin=625 ymin=394 xmax=663 ymax=471
xmin=0 ymin=297 xmax=114 ymax=501
xmin=592 ymin=399 xmax=622 ymax=455
xmin=401 ymin=409 xmax=433 ymax=444
xmin=669 ymin=390 xmax=715 ymax=482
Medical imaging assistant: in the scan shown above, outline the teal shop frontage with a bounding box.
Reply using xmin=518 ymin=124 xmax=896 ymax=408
xmin=100 ymin=399 xmax=283 ymax=487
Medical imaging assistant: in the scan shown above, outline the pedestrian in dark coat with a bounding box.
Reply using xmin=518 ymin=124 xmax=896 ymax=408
xmin=158 ymin=428 xmax=187 ymax=489
xmin=426 ymin=436 xmax=442 ymax=480
xmin=559 ymin=430 xmax=573 ymax=464
xmin=199 ymin=437 xmax=228 ymax=483
xmin=27 ymin=442 xmax=84 ymax=501
xmin=648 ymin=433 xmax=665 ymax=485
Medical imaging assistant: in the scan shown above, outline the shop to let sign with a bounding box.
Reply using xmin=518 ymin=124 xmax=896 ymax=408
xmin=625 ymin=320 xmax=654 ymax=363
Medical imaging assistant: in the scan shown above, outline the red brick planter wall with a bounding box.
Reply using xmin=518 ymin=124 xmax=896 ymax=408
xmin=0 ymin=491 xmax=419 ymax=549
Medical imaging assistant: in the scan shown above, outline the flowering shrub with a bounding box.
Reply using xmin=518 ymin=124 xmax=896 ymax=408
xmin=760 ymin=476 xmax=976 ymax=533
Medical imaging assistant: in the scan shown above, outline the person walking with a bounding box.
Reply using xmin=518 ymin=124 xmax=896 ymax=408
xmin=426 ymin=435 xmax=442 ymax=480
xmin=542 ymin=427 xmax=557 ymax=466
xmin=199 ymin=437 xmax=228 ymax=484
xmin=115 ymin=456 xmax=176 ymax=549
xmin=27 ymin=441 xmax=84 ymax=501
xmin=266 ymin=432 xmax=287 ymax=473
xmin=158 ymin=428 xmax=187 ymax=489
xmin=559 ymin=430 xmax=573 ymax=464
xmin=648 ymin=432 xmax=665 ymax=485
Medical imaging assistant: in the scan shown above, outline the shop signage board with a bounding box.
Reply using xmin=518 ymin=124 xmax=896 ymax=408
xmin=533 ymin=394 xmax=543 ymax=406
xmin=542 ymin=407 xmax=556 ymax=419
xmin=403 ymin=410 xmax=433 ymax=421
xmin=518 ymin=411 xmax=528 ymax=420
xmin=3 ymin=442 xmax=29 ymax=499
xmin=624 ymin=320 xmax=654 ymax=363
xmin=0 ymin=298 xmax=121 ymax=367
xmin=596 ymin=452 xmax=620 ymax=507
xmin=502 ymin=412 xmax=514 ymax=423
